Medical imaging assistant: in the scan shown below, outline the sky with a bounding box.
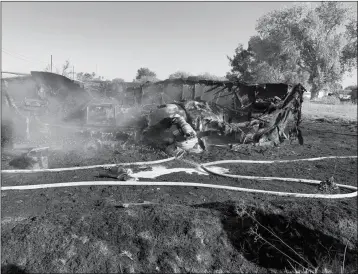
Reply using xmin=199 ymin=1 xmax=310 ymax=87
xmin=1 ymin=1 xmax=357 ymax=86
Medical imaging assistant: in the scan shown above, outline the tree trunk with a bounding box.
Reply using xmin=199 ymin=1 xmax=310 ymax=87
xmin=309 ymin=64 xmax=326 ymax=100
xmin=310 ymin=83 xmax=320 ymax=100
xmin=192 ymin=84 xmax=196 ymax=100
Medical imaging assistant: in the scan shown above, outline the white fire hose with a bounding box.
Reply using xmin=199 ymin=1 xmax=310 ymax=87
xmin=1 ymin=157 xmax=176 ymax=174
xmin=1 ymin=155 xmax=357 ymax=199
xmin=199 ymin=156 xmax=357 ymax=198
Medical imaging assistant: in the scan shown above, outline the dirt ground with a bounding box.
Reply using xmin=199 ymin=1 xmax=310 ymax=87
xmin=1 ymin=117 xmax=357 ymax=273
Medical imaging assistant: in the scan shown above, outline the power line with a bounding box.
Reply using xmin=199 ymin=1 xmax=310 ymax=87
xmin=1 ymin=49 xmax=70 ymax=78
xmin=2 ymin=48 xmax=81 ymax=78
xmin=2 ymin=48 xmax=49 ymax=66
xmin=2 ymin=49 xmax=49 ymax=69
xmin=2 ymin=48 xmax=41 ymax=62
xmin=3 ymin=52 xmax=67 ymax=77
xmin=2 ymin=49 xmax=33 ymax=63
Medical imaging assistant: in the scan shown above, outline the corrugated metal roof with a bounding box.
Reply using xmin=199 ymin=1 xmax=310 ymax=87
xmin=30 ymin=71 xmax=83 ymax=91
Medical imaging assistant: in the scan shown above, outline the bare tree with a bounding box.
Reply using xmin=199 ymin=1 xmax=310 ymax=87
xmin=44 ymin=64 xmax=51 ymax=72
xmin=61 ymin=60 xmax=70 ymax=77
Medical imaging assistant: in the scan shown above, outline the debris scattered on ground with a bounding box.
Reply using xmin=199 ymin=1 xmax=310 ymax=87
xmin=98 ymin=166 xmax=138 ymax=181
xmin=8 ymin=147 xmax=49 ymax=169
xmin=318 ymin=176 xmax=340 ymax=193
xmin=120 ymin=201 xmax=155 ymax=208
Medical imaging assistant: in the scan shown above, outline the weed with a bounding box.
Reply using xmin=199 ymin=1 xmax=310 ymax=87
xmin=234 ymin=202 xmax=357 ymax=274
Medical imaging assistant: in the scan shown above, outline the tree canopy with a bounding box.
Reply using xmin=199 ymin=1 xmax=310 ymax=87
xmin=169 ymin=71 xmax=227 ymax=81
xmin=76 ymin=72 xmax=95 ymax=82
xmin=168 ymin=71 xmax=193 ymax=80
xmin=227 ymin=2 xmax=357 ymax=98
xmin=135 ymin=67 xmax=156 ymax=79
xmin=133 ymin=67 xmax=159 ymax=83
xmin=75 ymin=72 xmax=105 ymax=82
xmin=112 ymin=78 xmax=125 ymax=84
xmin=196 ymin=72 xmax=228 ymax=81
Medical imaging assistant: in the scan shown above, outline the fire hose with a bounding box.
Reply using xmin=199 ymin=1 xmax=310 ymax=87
xmin=1 ymin=156 xmax=357 ymax=199
xmin=1 ymin=157 xmax=177 ymax=174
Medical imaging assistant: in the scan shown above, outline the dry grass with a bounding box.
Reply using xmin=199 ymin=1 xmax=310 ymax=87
xmin=1 ymin=204 xmax=262 ymax=273
xmin=312 ymin=96 xmax=342 ymax=105
xmin=235 ymin=204 xmax=357 ymax=274
xmin=302 ymin=101 xmax=357 ymax=122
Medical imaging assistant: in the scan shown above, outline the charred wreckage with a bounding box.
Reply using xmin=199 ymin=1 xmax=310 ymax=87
xmin=2 ymin=72 xmax=306 ymax=163
xmin=139 ymin=80 xmax=306 ymax=156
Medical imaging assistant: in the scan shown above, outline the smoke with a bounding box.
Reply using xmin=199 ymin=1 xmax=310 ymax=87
xmin=2 ymin=77 xmax=204 ymax=156
xmin=2 ymin=76 xmax=160 ymax=160
xmin=2 ymin=78 xmax=85 ymax=151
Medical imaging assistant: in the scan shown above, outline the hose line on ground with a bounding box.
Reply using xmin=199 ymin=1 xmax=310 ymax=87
xmin=2 ymin=155 xmax=355 ymax=174
xmin=1 ymin=157 xmax=176 ymax=174
xmin=202 ymin=155 xmax=358 ymax=165
xmin=1 ymin=180 xmax=357 ymax=199
xmin=199 ymin=157 xmax=358 ymax=184
xmin=1 ymin=155 xmax=357 ymax=199
xmin=199 ymin=156 xmax=358 ymax=185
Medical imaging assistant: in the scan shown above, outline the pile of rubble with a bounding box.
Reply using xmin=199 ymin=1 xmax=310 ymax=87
xmin=2 ymin=71 xmax=307 ymax=166
xmin=140 ymin=83 xmax=306 ymax=156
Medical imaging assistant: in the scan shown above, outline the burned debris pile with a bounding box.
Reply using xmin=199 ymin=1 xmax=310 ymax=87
xmin=2 ymin=72 xmax=306 ymax=159
xmin=222 ymin=83 xmax=306 ymax=147
xmin=138 ymin=81 xmax=306 ymax=154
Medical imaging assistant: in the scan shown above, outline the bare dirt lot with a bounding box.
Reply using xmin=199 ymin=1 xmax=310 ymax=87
xmin=1 ymin=113 xmax=357 ymax=273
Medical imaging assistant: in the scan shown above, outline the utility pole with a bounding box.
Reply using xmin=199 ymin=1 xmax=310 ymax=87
xmin=50 ymin=55 xmax=53 ymax=72
xmin=73 ymin=65 xmax=75 ymax=80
